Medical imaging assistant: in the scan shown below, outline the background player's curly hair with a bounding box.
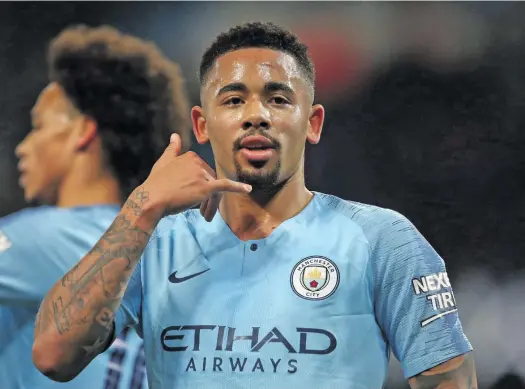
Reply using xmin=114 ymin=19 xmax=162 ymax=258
xmin=199 ymin=22 xmax=315 ymax=95
xmin=48 ymin=25 xmax=191 ymax=198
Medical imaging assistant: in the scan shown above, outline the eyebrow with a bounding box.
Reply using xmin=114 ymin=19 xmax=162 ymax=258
xmin=216 ymin=82 xmax=296 ymax=97
xmin=264 ymin=82 xmax=295 ymax=96
xmin=216 ymin=82 xmax=248 ymax=97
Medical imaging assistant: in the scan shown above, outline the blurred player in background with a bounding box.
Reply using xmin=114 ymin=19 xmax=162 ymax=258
xmin=34 ymin=22 xmax=476 ymax=389
xmin=0 ymin=25 xmax=190 ymax=388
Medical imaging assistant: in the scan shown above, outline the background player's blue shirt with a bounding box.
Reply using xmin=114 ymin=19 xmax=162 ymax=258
xmin=0 ymin=206 xmax=148 ymax=389
xmin=115 ymin=192 xmax=472 ymax=389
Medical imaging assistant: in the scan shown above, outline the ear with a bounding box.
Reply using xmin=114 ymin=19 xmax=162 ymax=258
xmin=75 ymin=116 xmax=98 ymax=150
xmin=191 ymin=106 xmax=209 ymax=145
xmin=306 ymin=104 xmax=325 ymax=145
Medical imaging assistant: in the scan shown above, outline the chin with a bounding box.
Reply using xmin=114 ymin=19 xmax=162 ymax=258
xmin=236 ymin=165 xmax=280 ymax=192
xmin=22 ymin=187 xmax=34 ymax=202
xmin=26 ymin=187 xmax=54 ymax=206
xmin=24 ymin=193 xmax=40 ymax=206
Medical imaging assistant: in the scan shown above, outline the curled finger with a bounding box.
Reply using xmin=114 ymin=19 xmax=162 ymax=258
xmin=203 ymin=191 xmax=221 ymax=222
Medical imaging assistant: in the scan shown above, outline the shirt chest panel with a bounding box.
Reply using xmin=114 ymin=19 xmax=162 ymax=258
xmin=140 ymin=213 xmax=389 ymax=387
xmin=143 ymin=230 xmax=378 ymax=352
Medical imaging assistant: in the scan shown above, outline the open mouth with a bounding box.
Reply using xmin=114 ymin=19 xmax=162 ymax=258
xmin=238 ymin=136 xmax=277 ymax=167
xmin=17 ymin=162 xmax=27 ymax=187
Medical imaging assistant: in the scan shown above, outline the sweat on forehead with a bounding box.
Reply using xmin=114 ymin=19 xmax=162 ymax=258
xmin=204 ymin=49 xmax=303 ymax=84
xmin=199 ymin=48 xmax=315 ymax=104
xmin=198 ymin=22 xmax=315 ymax=89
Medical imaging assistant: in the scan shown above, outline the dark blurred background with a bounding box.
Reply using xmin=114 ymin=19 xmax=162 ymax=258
xmin=0 ymin=2 xmax=523 ymax=388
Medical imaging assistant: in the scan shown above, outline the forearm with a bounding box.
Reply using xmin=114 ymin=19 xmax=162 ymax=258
xmin=409 ymin=353 xmax=477 ymax=389
xmin=33 ymin=187 xmax=158 ymax=381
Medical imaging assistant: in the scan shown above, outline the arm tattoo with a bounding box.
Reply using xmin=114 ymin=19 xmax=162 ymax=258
xmin=409 ymin=354 xmax=478 ymax=389
xmin=36 ymin=187 xmax=154 ymax=364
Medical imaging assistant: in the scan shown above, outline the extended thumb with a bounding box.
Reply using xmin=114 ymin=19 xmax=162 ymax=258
xmin=169 ymin=133 xmax=182 ymax=156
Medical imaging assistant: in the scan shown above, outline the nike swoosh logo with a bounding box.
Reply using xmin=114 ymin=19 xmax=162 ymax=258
xmin=168 ymin=269 xmax=210 ymax=284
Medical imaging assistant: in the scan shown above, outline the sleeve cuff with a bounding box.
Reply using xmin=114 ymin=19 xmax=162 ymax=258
xmin=113 ymin=307 xmax=128 ymax=338
xmin=402 ymin=341 xmax=473 ymax=379
xmin=101 ymin=321 xmax=118 ymax=353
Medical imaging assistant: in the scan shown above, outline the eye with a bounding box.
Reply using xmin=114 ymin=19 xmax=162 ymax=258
xmin=270 ymin=96 xmax=290 ymax=105
xmin=224 ymin=97 xmax=244 ymax=106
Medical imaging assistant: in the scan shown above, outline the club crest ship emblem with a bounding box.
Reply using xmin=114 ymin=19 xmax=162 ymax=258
xmin=291 ymin=256 xmax=340 ymax=300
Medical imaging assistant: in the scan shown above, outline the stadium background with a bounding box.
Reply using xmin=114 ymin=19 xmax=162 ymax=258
xmin=0 ymin=2 xmax=523 ymax=388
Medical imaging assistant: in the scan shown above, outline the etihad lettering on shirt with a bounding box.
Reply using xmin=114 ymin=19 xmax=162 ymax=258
xmin=160 ymin=325 xmax=336 ymax=374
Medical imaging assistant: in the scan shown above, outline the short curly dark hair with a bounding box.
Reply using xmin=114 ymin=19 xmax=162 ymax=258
xmin=199 ymin=22 xmax=315 ymax=91
xmin=48 ymin=25 xmax=190 ymax=198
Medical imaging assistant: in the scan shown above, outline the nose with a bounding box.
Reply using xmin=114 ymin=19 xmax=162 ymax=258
xmin=242 ymin=100 xmax=271 ymax=131
xmin=15 ymin=136 xmax=28 ymax=159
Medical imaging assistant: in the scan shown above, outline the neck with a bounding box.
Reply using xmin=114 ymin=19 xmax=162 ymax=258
xmin=219 ymin=168 xmax=312 ymax=241
xmin=56 ymin=156 xmax=122 ymax=208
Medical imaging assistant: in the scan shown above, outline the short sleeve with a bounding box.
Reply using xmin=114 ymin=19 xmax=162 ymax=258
xmin=0 ymin=228 xmax=65 ymax=308
xmin=114 ymin=260 xmax=143 ymax=338
xmin=370 ymin=211 xmax=472 ymax=378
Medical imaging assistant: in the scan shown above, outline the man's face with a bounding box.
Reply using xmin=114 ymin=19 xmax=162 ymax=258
xmin=15 ymin=83 xmax=79 ymax=204
xmin=194 ymin=48 xmax=324 ymax=191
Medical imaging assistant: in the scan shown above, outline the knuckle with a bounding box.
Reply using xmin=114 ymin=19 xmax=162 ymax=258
xmin=186 ymin=151 xmax=198 ymax=160
xmin=198 ymin=169 xmax=208 ymax=179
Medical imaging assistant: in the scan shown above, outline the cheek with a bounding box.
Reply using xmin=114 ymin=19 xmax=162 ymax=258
xmin=33 ymin=137 xmax=58 ymax=165
xmin=32 ymin=133 xmax=70 ymax=180
xmin=273 ymin=105 xmax=306 ymax=130
xmin=20 ymin=137 xmax=54 ymax=199
xmin=223 ymin=108 xmax=244 ymax=124
xmin=275 ymin=113 xmax=309 ymax=163
xmin=207 ymin=115 xmax=238 ymax=152
xmin=274 ymin=110 xmax=309 ymax=143
xmin=282 ymin=137 xmax=307 ymax=167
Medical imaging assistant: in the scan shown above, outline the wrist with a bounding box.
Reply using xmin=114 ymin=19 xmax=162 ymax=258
xmin=123 ymin=186 xmax=164 ymax=234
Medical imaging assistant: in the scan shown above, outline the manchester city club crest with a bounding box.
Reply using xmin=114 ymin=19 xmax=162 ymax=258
xmin=290 ymin=256 xmax=340 ymax=300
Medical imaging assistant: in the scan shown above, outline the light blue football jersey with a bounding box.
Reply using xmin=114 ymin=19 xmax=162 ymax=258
xmin=115 ymin=192 xmax=472 ymax=389
xmin=0 ymin=206 xmax=148 ymax=389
